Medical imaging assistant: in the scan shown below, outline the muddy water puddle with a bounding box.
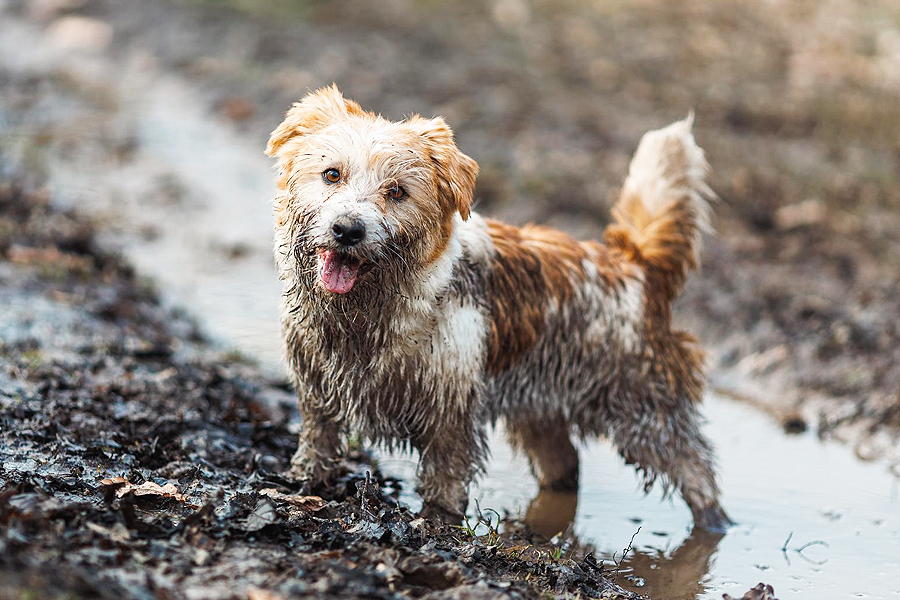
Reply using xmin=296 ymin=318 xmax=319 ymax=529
xmin=379 ymin=397 xmax=900 ymax=599
xmin=4 ymin=25 xmax=898 ymax=597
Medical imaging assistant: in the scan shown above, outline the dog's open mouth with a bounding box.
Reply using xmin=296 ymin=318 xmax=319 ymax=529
xmin=317 ymin=249 xmax=370 ymax=294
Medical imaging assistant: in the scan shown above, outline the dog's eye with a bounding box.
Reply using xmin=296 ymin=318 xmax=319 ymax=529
xmin=322 ymin=168 xmax=341 ymax=184
xmin=386 ymin=185 xmax=407 ymax=200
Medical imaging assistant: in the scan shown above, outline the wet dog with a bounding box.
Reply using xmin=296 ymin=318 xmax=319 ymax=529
xmin=266 ymin=85 xmax=731 ymax=531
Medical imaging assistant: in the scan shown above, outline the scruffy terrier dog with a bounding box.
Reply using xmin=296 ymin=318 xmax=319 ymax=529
xmin=266 ymin=85 xmax=731 ymax=531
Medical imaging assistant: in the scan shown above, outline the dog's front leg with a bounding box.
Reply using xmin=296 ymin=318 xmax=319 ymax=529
xmin=415 ymin=419 xmax=487 ymax=524
xmin=289 ymin=397 xmax=343 ymax=488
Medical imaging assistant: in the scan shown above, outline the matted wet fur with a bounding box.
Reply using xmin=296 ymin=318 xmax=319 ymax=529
xmin=266 ymin=85 xmax=731 ymax=531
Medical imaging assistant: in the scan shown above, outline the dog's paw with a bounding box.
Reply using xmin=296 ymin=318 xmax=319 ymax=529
xmin=693 ymin=503 xmax=734 ymax=533
xmin=284 ymin=463 xmax=333 ymax=491
xmin=280 ymin=469 xmax=315 ymax=494
xmin=419 ymin=502 xmax=465 ymax=526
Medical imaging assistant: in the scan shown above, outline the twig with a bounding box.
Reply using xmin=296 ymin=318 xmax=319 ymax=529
xmin=781 ymin=531 xmax=793 ymax=553
xmin=780 ymin=531 xmax=793 ymax=566
xmin=796 ymin=539 xmax=829 ymax=553
xmin=780 ymin=532 xmax=829 ymax=565
xmin=614 ymin=526 xmax=641 ymax=579
xmin=796 ymin=539 xmax=829 ymax=565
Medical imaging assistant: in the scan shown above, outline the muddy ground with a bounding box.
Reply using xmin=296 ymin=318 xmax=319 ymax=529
xmin=0 ymin=179 xmax=647 ymax=599
xmin=1 ymin=0 xmax=899 ymax=598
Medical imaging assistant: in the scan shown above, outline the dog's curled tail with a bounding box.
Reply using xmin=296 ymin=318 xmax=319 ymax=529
xmin=605 ymin=115 xmax=715 ymax=300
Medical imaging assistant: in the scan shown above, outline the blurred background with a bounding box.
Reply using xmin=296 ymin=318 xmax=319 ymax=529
xmin=2 ymin=0 xmax=899 ymax=598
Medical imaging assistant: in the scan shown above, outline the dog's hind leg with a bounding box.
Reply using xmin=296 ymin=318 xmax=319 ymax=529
xmin=507 ymin=417 xmax=579 ymax=492
xmin=609 ymin=390 xmax=732 ymax=532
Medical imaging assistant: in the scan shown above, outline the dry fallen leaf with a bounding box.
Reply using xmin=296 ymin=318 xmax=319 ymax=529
xmin=100 ymin=477 xmax=198 ymax=508
xmin=259 ymin=488 xmax=326 ymax=512
xmin=99 ymin=476 xmax=129 ymax=488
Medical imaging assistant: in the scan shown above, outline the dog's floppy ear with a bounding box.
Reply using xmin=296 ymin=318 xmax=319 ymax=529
xmin=410 ymin=116 xmax=479 ymax=221
xmin=266 ymin=84 xmax=364 ymax=158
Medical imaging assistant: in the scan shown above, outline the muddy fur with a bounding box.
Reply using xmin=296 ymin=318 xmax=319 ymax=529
xmin=267 ymin=86 xmax=730 ymax=530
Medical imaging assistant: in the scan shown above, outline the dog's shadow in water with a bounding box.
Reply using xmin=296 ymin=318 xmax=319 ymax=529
xmin=525 ymin=489 xmax=726 ymax=600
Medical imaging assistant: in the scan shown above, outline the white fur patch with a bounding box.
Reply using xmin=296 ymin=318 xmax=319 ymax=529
xmin=621 ymin=115 xmax=714 ymax=260
xmin=430 ymin=303 xmax=486 ymax=379
xmin=583 ymin=272 xmax=645 ymax=354
xmin=455 ymin=212 xmax=494 ymax=264
xmin=389 ymin=216 xmax=487 ymax=384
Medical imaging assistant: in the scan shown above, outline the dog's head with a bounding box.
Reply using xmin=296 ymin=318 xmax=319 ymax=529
xmin=267 ymin=85 xmax=478 ymax=296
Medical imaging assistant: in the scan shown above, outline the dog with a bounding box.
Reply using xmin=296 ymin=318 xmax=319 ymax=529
xmin=266 ymin=85 xmax=731 ymax=531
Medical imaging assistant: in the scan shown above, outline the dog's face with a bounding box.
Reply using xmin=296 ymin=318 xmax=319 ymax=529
xmin=267 ymin=86 xmax=478 ymax=296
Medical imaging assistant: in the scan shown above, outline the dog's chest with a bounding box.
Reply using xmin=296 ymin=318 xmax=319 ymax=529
xmin=290 ymin=297 xmax=488 ymax=433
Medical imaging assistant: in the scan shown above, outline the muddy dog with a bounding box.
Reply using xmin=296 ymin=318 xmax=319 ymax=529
xmin=266 ymin=85 xmax=731 ymax=531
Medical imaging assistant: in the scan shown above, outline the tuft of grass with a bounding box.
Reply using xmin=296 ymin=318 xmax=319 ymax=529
xmin=453 ymin=500 xmax=503 ymax=546
xmin=222 ymin=348 xmax=259 ymax=366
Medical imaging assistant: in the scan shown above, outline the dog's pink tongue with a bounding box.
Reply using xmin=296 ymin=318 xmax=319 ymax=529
xmin=319 ymin=250 xmax=359 ymax=294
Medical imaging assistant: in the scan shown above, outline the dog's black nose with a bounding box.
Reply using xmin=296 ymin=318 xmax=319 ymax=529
xmin=331 ymin=217 xmax=366 ymax=246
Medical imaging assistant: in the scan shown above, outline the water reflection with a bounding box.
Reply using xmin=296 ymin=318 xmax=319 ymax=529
xmin=524 ymin=488 xmax=725 ymax=599
xmin=615 ymin=528 xmax=724 ymax=599
xmin=524 ymin=489 xmax=578 ymax=539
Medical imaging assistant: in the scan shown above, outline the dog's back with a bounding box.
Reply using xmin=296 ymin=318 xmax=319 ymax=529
xmin=461 ymin=116 xmax=714 ymax=413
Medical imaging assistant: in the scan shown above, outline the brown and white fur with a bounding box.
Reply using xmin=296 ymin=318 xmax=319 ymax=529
xmin=266 ymin=85 xmax=731 ymax=531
